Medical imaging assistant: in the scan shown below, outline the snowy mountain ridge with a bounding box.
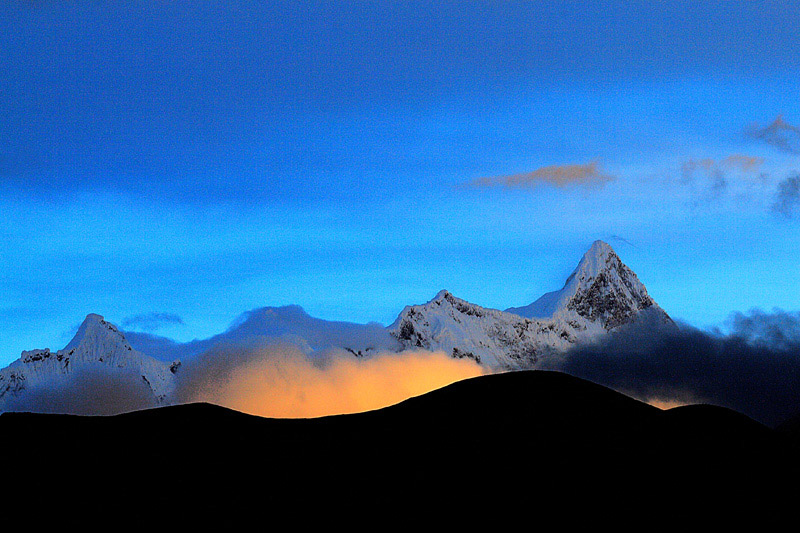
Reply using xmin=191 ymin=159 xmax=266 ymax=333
xmin=0 ymin=314 xmax=178 ymax=409
xmin=389 ymin=241 xmax=669 ymax=369
xmin=388 ymin=289 xmax=579 ymax=368
xmin=0 ymin=240 xmax=668 ymax=408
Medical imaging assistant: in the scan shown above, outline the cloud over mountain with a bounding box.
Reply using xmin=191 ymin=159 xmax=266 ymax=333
xmin=1 ymin=366 xmax=158 ymax=415
xmin=175 ymin=340 xmax=485 ymax=418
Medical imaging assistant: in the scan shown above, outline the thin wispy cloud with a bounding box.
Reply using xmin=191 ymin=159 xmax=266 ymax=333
xmin=747 ymin=115 xmax=800 ymax=154
xmin=678 ymin=154 xmax=768 ymax=209
xmin=681 ymin=158 xmax=728 ymax=198
xmin=463 ymin=161 xmax=614 ymax=190
xmin=607 ymin=235 xmax=637 ymax=248
xmin=681 ymin=154 xmax=764 ymax=183
xmin=720 ymin=154 xmax=765 ymax=172
xmin=772 ymin=174 xmax=800 ymax=219
xmin=121 ymin=312 xmax=184 ymax=332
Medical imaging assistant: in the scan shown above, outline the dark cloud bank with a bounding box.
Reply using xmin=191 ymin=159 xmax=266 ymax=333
xmin=545 ymin=309 xmax=800 ymax=427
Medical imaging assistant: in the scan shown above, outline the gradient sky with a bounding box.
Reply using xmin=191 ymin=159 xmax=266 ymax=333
xmin=2 ymin=1 xmax=800 ymax=366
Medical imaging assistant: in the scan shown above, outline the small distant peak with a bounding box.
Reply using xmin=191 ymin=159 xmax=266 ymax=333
xmin=582 ymin=240 xmax=619 ymax=264
xmin=251 ymin=305 xmax=309 ymax=319
xmin=74 ymin=313 xmax=108 ymax=334
xmin=567 ymin=240 xmax=622 ymax=284
xmin=80 ymin=313 xmax=118 ymax=332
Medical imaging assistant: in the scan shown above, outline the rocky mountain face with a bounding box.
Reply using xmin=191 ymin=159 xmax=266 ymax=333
xmin=506 ymin=240 xmax=668 ymax=329
xmin=389 ymin=241 xmax=669 ymax=369
xmin=0 ymin=314 xmax=178 ymax=408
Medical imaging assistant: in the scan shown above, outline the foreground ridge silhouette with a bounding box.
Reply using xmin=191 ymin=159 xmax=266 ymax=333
xmin=2 ymin=371 xmax=798 ymax=524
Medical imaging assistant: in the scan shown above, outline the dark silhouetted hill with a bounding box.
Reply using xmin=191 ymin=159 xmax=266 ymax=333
xmin=1 ymin=371 xmax=797 ymax=525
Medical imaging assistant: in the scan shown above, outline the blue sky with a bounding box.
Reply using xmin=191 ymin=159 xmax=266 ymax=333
xmin=2 ymin=1 xmax=800 ymax=365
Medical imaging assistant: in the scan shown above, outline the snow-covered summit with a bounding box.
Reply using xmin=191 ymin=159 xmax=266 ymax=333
xmin=388 ymin=290 xmax=578 ymax=369
xmin=0 ymin=314 xmax=178 ymax=409
xmin=506 ymin=240 xmax=668 ymax=329
xmin=389 ymin=241 xmax=668 ymax=369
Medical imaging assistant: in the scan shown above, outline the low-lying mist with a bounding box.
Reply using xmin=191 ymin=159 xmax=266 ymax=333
xmin=175 ymin=340 xmax=486 ymax=418
xmin=1 ymin=366 xmax=158 ymax=415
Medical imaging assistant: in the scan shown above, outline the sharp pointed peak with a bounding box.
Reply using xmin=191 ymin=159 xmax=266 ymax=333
xmin=569 ymin=240 xmax=623 ymax=280
xmin=64 ymin=313 xmax=125 ymax=351
xmin=82 ymin=313 xmax=105 ymax=324
xmin=584 ymin=240 xmax=617 ymax=258
xmin=78 ymin=313 xmax=119 ymax=333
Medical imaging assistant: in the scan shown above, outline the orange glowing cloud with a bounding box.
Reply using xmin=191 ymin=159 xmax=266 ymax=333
xmin=463 ymin=161 xmax=614 ymax=190
xmin=646 ymin=397 xmax=691 ymax=410
xmin=180 ymin=345 xmax=486 ymax=418
xmin=721 ymin=154 xmax=764 ymax=172
xmin=681 ymin=154 xmax=764 ymax=181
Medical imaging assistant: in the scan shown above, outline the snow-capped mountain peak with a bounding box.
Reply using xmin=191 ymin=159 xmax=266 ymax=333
xmin=1 ymin=241 xmax=670 ymax=411
xmin=64 ymin=313 xmax=132 ymax=356
xmin=571 ymin=240 xmax=619 ymax=282
xmin=506 ymin=240 xmax=668 ymax=329
xmin=0 ymin=314 xmax=177 ymax=408
xmin=388 ymin=241 xmax=669 ymax=370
